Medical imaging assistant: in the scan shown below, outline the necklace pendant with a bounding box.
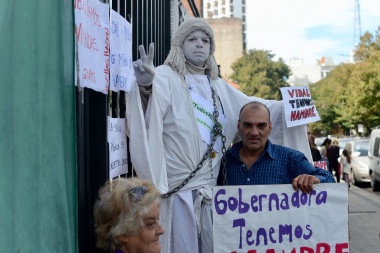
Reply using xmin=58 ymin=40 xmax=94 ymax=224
xmin=211 ymin=151 xmax=216 ymax=158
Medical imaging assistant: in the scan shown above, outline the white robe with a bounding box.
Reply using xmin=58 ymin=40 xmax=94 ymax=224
xmin=126 ymin=65 xmax=312 ymax=253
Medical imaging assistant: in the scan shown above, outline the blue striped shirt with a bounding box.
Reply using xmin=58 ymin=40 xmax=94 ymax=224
xmin=218 ymin=141 xmax=335 ymax=186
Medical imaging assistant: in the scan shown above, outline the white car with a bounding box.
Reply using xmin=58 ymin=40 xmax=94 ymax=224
xmin=368 ymin=128 xmax=380 ymax=191
xmin=344 ymin=139 xmax=370 ymax=186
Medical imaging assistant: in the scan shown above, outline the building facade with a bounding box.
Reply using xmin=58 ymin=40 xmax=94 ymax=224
xmin=287 ymin=57 xmax=336 ymax=86
xmin=203 ymin=0 xmax=247 ymax=50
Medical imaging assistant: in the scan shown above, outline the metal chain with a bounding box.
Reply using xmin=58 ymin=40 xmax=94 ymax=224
xmin=222 ymin=135 xmax=227 ymax=186
xmin=162 ymin=86 xmax=226 ymax=198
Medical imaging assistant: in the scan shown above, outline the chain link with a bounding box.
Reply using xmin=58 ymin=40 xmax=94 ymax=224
xmin=222 ymin=135 xmax=227 ymax=186
xmin=162 ymin=86 xmax=226 ymax=198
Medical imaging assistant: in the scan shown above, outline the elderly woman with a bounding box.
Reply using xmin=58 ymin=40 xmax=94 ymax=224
xmin=94 ymin=177 xmax=164 ymax=253
xmin=127 ymin=17 xmax=312 ymax=253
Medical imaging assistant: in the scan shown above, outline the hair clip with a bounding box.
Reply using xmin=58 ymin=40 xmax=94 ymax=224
xmin=129 ymin=185 xmax=147 ymax=203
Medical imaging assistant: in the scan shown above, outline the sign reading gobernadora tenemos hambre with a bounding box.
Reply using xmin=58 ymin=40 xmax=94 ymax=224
xmin=213 ymin=184 xmax=348 ymax=253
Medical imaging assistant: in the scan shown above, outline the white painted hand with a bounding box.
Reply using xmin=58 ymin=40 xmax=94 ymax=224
xmin=133 ymin=43 xmax=155 ymax=86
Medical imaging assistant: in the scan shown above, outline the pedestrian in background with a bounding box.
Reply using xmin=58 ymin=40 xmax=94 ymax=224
xmin=340 ymin=149 xmax=351 ymax=188
xmin=320 ymin=145 xmax=329 ymax=169
xmin=328 ymin=138 xmax=341 ymax=182
xmin=321 ymin=137 xmax=332 ymax=151
xmin=307 ymin=125 xmax=321 ymax=162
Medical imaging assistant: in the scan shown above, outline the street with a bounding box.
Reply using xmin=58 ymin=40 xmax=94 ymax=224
xmin=348 ymin=183 xmax=380 ymax=252
xmin=362 ymin=185 xmax=380 ymax=196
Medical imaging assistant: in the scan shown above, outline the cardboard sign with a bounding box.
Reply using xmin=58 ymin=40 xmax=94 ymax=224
xmin=280 ymin=86 xmax=320 ymax=127
xmin=213 ymin=184 xmax=348 ymax=253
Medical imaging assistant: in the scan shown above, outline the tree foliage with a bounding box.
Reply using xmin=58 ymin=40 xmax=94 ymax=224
xmin=311 ymin=27 xmax=380 ymax=135
xmin=354 ymin=27 xmax=380 ymax=61
xmin=230 ymin=49 xmax=290 ymax=100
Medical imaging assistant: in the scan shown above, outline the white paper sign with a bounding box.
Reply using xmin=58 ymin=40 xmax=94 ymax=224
xmin=213 ymin=184 xmax=349 ymax=253
xmin=74 ymin=0 xmax=110 ymax=94
xmin=107 ymin=117 xmax=128 ymax=178
xmin=280 ymin=86 xmax=320 ymax=127
xmin=110 ymin=10 xmax=135 ymax=92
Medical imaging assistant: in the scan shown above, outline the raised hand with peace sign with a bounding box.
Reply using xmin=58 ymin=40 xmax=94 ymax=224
xmin=132 ymin=43 xmax=155 ymax=86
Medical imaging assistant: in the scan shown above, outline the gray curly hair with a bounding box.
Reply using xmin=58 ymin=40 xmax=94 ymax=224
xmin=93 ymin=177 xmax=161 ymax=252
xmin=164 ymin=16 xmax=219 ymax=80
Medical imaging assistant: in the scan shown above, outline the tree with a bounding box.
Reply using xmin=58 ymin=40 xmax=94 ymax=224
xmin=230 ymin=49 xmax=290 ymax=100
xmin=310 ymin=63 xmax=353 ymax=135
xmin=311 ymin=27 xmax=380 ymax=135
xmin=354 ymin=27 xmax=380 ymax=62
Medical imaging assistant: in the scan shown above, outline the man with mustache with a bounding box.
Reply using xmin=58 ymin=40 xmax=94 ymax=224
xmin=218 ymin=101 xmax=335 ymax=192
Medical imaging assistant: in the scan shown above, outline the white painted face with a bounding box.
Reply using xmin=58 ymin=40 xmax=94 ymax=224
xmin=181 ymin=30 xmax=211 ymax=67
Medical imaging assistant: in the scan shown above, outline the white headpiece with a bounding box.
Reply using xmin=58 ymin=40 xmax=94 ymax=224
xmin=164 ymin=17 xmax=219 ymax=80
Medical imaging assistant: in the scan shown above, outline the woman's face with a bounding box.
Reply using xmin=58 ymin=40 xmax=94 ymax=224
xmin=125 ymin=203 xmax=164 ymax=253
xmin=181 ymin=30 xmax=211 ymax=67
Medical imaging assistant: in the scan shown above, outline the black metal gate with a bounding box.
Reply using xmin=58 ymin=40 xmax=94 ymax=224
xmin=77 ymin=0 xmax=200 ymax=252
xmin=76 ymin=1 xmax=171 ymax=252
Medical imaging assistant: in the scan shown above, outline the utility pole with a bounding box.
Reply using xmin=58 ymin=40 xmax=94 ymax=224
xmin=354 ymin=0 xmax=362 ymax=46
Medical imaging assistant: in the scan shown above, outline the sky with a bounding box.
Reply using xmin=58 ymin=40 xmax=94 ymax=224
xmin=246 ymin=0 xmax=380 ymax=65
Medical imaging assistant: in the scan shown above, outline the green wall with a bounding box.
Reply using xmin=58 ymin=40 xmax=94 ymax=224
xmin=0 ymin=1 xmax=77 ymax=252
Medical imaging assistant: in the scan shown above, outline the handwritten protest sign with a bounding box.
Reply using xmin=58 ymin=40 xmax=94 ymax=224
xmin=280 ymin=86 xmax=320 ymax=127
xmin=74 ymin=0 xmax=109 ymax=94
xmin=213 ymin=184 xmax=348 ymax=253
xmin=110 ymin=10 xmax=135 ymax=92
xmin=107 ymin=117 xmax=128 ymax=178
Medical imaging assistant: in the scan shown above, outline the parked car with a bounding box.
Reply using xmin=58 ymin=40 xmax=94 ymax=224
xmin=338 ymin=137 xmax=358 ymax=154
xmin=344 ymin=139 xmax=370 ymax=186
xmin=368 ymin=128 xmax=380 ymax=191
